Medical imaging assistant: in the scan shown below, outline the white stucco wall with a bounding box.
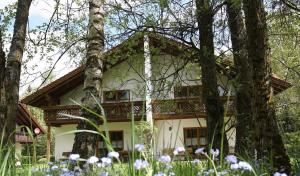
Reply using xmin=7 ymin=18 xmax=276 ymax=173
xmin=54 ymin=122 xmax=137 ymax=159
xmin=54 ymin=125 xmax=76 ymax=159
xmin=15 ymin=142 xmax=22 ymax=159
xmin=53 ymin=118 xmax=236 ymax=159
xmin=154 ymin=118 xmax=206 ymax=155
xmin=154 ymin=118 xmax=236 ymax=155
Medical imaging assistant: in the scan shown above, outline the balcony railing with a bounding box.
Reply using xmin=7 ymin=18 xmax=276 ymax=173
xmin=15 ymin=132 xmax=33 ymax=143
xmin=43 ymin=97 xmax=235 ymax=126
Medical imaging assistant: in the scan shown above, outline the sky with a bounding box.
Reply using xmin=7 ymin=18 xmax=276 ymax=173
xmin=1 ymin=0 xmax=77 ymax=96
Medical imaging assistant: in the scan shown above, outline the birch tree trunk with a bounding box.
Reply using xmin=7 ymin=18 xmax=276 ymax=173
xmin=72 ymin=0 xmax=104 ymax=159
xmin=0 ymin=0 xmax=32 ymax=146
xmin=242 ymin=0 xmax=291 ymax=173
xmin=226 ymin=0 xmax=254 ymax=155
xmin=196 ymin=0 xmax=229 ymax=152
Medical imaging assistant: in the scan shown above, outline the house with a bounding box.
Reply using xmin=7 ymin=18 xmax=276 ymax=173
xmin=21 ymin=34 xmax=291 ymax=160
xmin=16 ymin=103 xmax=45 ymax=158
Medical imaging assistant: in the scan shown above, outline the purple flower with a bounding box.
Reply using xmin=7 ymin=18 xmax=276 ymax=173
xmin=238 ymin=161 xmax=252 ymax=171
xmin=99 ymin=172 xmax=109 ymax=176
xmin=69 ymin=154 xmax=80 ymax=160
xmin=135 ymin=144 xmax=145 ymax=152
xmin=108 ymin=151 xmax=119 ymax=159
xmin=191 ymin=159 xmax=201 ymax=164
xmin=101 ymin=157 xmax=112 ymax=166
xmin=210 ymin=149 xmax=219 ymax=157
xmin=158 ymin=155 xmax=171 ymax=163
xmin=230 ymin=163 xmax=239 ymax=170
xmin=133 ymin=159 xmax=149 ymax=170
xmin=154 ymin=172 xmax=166 ymax=176
xmin=225 ymin=155 xmax=238 ymax=164
xmin=274 ymin=172 xmax=287 ymax=176
xmin=87 ymin=156 xmax=99 ymax=164
xmin=173 ymin=147 xmax=185 ymax=155
xmin=195 ymin=147 xmax=205 ymax=155
xmin=51 ymin=165 xmax=59 ymax=170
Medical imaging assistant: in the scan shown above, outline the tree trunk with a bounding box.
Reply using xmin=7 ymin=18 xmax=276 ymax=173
xmin=0 ymin=0 xmax=32 ymax=146
xmin=226 ymin=0 xmax=254 ymax=155
xmin=196 ymin=0 xmax=229 ymax=153
xmin=242 ymin=0 xmax=291 ymax=173
xmin=72 ymin=0 xmax=104 ymax=159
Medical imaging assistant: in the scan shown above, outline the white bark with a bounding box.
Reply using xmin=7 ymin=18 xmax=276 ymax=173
xmin=144 ymin=34 xmax=153 ymax=124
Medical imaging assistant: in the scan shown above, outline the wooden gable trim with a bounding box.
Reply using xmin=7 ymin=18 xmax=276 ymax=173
xmin=17 ymin=103 xmax=46 ymax=134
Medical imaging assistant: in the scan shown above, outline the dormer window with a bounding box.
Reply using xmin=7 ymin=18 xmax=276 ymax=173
xmin=174 ymin=85 xmax=202 ymax=98
xmin=103 ymin=90 xmax=130 ymax=102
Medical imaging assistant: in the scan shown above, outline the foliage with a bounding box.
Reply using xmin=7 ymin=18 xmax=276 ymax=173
xmin=268 ymin=5 xmax=300 ymax=160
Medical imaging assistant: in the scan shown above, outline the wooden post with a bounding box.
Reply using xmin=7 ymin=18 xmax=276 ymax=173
xmin=46 ymin=125 xmax=51 ymax=161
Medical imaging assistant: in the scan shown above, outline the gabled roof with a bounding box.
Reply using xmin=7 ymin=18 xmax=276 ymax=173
xmin=22 ymin=34 xmax=292 ymax=107
xmin=17 ymin=103 xmax=46 ymax=134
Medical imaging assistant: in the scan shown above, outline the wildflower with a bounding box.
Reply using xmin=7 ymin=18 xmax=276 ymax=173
xmin=173 ymin=146 xmax=185 ymax=155
xmin=99 ymin=172 xmax=109 ymax=176
xmin=158 ymin=155 xmax=171 ymax=163
xmin=191 ymin=159 xmax=201 ymax=165
xmin=210 ymin=148 xmax=219 ymax=157
xmin=134 ymin=159 xmax=149 ymax=170
xmin=238 ymin=161 xmax=252 ymax=171
xmin=31 ymin=167 xmax=39 ymax=173
xmin=15 ymin=161 xmax=21 ymax=166
xmin=166 ymin=164 xmax=173 ymax=170
xmin=69 ymin=154 xmax=80 ymax=160
xmin=61 ymin=168 xmax=69 ymax=172
xmin=97 ymin=162 xmax=105 ymax=168
xmin=225 ymin=155 xmax=238 ymax=164
xmin=135 ymin=144 xmax=145 ymax=152
xmin=87 ymin=156 xmax=99 ymax=164
xmin=230 ymin=163 xmax=239 ymax=170
xmin=274 ymin=172 xmax=287 ymax=176
xmin=218 ymin=170 xmax=229 ymax=175
xmin=47 ymin=161 xmax=53 ymax=166
xmin=169 ymin=172 xmax=175 ymax=176
xmin=108 ymin=151 xmax=119 ymax=159
xmin=195 ymin=147 xmax=205 ymax=155
xmin=34 ymin=128 xmax=41 ymax=135
xmin=74 ymin=166 xmax=81 ymax=172
xmin=51 ymin=165 xmax=59 ymax=170
xmin=154 ymin=172 xmax=166 ymax=176
xmin=101 ymin=157 xmax=112 ymax=166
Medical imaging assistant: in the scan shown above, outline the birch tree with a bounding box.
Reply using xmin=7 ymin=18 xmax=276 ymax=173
xmin=72 ymin=0 xmax=105 ymax=158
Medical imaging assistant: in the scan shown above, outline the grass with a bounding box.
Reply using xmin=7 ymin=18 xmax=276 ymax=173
xmin=1 ymin=97 xmax=299 ymax=175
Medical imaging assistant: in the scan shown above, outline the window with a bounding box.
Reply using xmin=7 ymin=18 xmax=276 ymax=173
xmin=174 ymin=85 xmax=202 ymax=98
xmin=98 ymin=131 xmax=124 ymax=155
xmin=104 ymin=90 xmax=130 ymax=102
xmin=184 ymin=128 xmax=207 ymax=148
xmin=110 ymin=131 xmax=124 ymax=150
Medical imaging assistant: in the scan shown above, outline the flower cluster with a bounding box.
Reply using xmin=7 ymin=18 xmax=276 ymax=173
xmin=24 ymin=147 xmax=281 ymax=176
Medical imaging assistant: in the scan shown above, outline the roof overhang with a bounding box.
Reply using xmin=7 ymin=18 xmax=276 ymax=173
xmin=17 ymin=103 xmax=46 ymax=134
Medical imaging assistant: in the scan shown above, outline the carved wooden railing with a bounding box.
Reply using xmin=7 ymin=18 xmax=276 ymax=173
xmin=43 ymin=97 xmax=234 ymax=125
xmin=152 ymin=97 xmax=234 ymax=118
xmin=152 ymin=98 xmax=206 ymax=115
xmin=44 ymin=105 xmax=81 ymax=125
xmin=43 ymin=101 xmax=145 ymax=125
xmin=15 ymin=132 xmax=33 ymax=143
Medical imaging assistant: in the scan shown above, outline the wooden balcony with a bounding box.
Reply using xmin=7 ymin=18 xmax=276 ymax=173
xmin=43 ymin=97 xmax=235 ymax=126
xmin=15 ymin=132 xmax=33 ymax=143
